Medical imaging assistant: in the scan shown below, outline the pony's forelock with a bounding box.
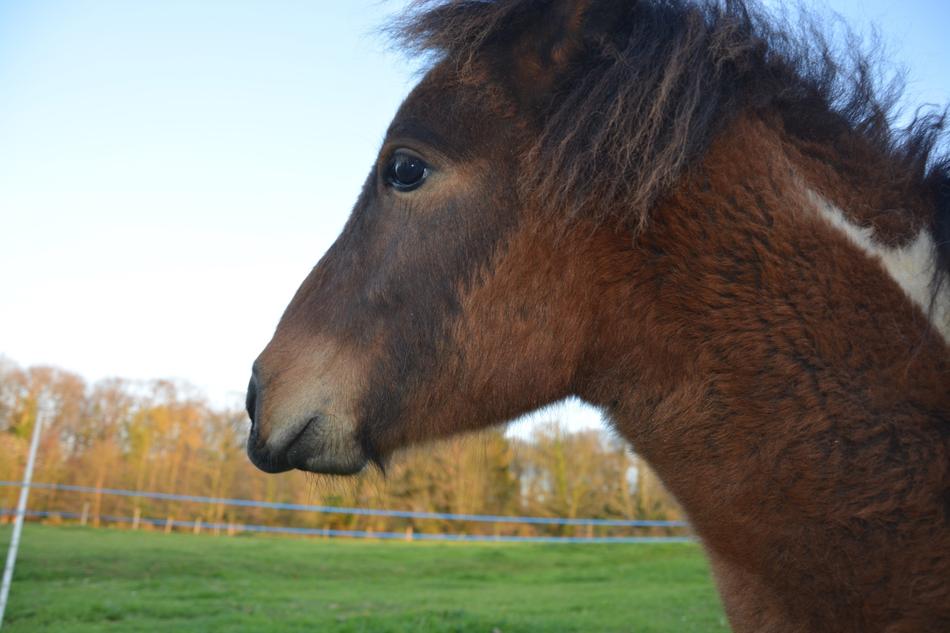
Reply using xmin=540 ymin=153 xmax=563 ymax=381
xmin=392 ymin=0 xmax=949 ymax=284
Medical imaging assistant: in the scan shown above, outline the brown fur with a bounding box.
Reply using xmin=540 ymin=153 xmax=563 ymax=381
xmin=247 ymin=1 xmax=950 ymax=630
xmin=395 ymin=1 xmax=948 ymax=243
xmin=601 ymin=118 xmax=950 ymax=631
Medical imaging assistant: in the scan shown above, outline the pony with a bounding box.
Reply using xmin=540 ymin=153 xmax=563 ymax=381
xmin=244 ymin=1 xmax=950 ymax=630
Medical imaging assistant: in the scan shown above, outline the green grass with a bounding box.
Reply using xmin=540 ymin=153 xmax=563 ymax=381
xmin=0 ymin=525 xmax=727 ymax=632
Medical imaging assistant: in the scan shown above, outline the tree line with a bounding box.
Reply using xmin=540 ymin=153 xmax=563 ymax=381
xmin=0 ymin=357 xmax=683 ymax=538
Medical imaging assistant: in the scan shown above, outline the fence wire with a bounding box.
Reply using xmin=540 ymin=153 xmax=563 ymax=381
xmin=0 ymin=481 xmax=692 ymax=544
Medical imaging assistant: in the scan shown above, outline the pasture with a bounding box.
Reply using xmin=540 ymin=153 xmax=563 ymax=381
xmin=1 ymin=525 xmax=726 ymax=632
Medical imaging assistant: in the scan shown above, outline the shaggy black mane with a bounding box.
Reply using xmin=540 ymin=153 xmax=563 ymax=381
xmin=394 ymin=0 xmax=950 ymax=297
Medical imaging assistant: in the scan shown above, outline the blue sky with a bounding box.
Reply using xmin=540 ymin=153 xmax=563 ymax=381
xmin=1 ymin=1 xmax=947 ymax=432
xmin=0 ymin=1 xmax=414 ymax=403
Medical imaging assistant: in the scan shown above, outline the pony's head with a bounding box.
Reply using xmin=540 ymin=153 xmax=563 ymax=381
xmin=246 ymin=0 xmax=648 ymax=474
xmin=245 ymin=0 xmax=949 ymax=475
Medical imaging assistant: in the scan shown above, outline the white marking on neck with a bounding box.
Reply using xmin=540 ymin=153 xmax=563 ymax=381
xmin=806 ymin=190 xmax=950 ymax=344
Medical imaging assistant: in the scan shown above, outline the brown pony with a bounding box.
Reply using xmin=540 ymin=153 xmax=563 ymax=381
xmin=245 ymin=1 xmax=950 ymax=630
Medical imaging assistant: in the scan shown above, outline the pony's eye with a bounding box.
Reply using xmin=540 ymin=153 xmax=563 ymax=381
xmin=386 ymin=153 xmax=429 ymax=192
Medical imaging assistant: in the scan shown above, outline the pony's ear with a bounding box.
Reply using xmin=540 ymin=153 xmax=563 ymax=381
xmin=502 ymin=0 xmax=628 ymax=112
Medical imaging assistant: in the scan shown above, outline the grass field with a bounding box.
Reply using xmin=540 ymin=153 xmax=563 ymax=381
xmin=0 ymin=525 xmax=728 ymax=632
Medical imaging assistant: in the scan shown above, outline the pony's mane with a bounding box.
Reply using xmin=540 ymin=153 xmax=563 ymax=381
xmin=394 ymin=0 xmax=950 ymax=290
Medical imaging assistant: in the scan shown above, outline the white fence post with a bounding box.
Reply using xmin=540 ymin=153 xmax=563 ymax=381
xmin=0 ymin=407 xmax=45 ymax=629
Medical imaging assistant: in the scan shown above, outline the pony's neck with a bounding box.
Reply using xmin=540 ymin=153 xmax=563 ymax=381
xmin=577 ymin=116 xmax=950 ymax=631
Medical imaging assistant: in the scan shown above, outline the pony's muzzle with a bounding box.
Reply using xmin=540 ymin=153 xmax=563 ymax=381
xmin=246 ymin=414 xmax=313 ymax=474
xmin=245 ymin=370 xmax=260 ymax=430
xmin=244 ymin=367 xmax=367 ymax=475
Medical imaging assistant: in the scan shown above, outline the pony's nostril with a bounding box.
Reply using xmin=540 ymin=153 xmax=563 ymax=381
xmin=245 ymin=374 xmax=259 ymax=428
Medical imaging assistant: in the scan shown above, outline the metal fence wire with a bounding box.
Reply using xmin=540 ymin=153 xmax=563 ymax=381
xmin=0 ymin=481 xmax=692 ymax=544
